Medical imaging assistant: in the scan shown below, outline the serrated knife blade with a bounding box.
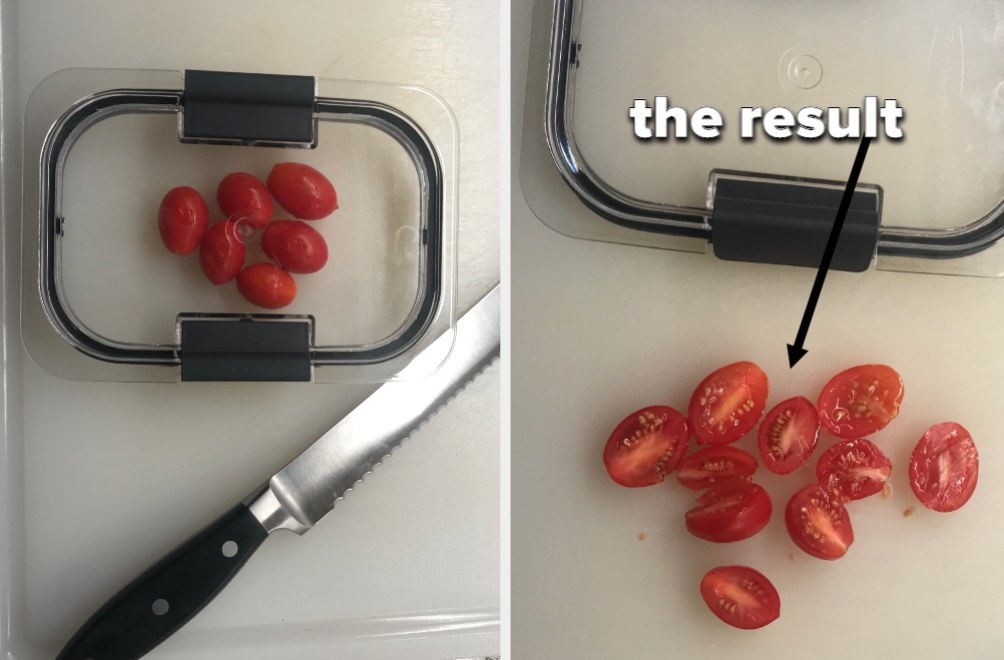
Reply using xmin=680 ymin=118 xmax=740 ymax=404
xmin=57 ymin=285 xmax=500 ymax=660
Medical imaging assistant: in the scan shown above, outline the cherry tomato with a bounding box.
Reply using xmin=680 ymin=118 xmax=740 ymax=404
xmin=267 ymin=162 xmax=338 ymax=220
xmin=157 ymin=186 xmax=209 ymax=255
xmin=908 ymin=422 xmax=978 ymax=512
xmin=261 ymin=220 xmax=329 ymax=274
xmin=817 ymin=364 xmax=904 ymax=439
xmin=700 ymin=565 xmax=780 ymax=630
xmin=236 ymin=263 xmax=297 ymax=309
xmin=685 ymin=481 xmax=772 ymax=543
xmin=816 ymin=438 xmax=891 ymax=502
xmin=602 ymin=406 xmax=689 ymax=487
xmin=216 ymin=172 xmax=274 ymax=229
xmin=785 ymin=484 xmax=853 ymax=560
xmin=199 ymin=220 xmax=246 ymax=285
xmin=677 ymin=446 xmax=758 ymax=491
xmin=688 ymin=361 xmax=769 ymax=445
xmin=757 ymin=396 xmax=820 ymax=475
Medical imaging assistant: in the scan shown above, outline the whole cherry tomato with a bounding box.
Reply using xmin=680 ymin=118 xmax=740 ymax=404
xmin=199 ymin=220 xmax=246 ymax=285
xmin=267 ymin=162 xmax=338 ymax=220
xmin=261 ymin=220 xmax=329 ymax=274
xmin=236 ymin=263 xmax=297 ymax=309
xmin=217 ymin=172 xmax=274 ymax=229
xmin=158 ymin=186 xmax=209 ymax=255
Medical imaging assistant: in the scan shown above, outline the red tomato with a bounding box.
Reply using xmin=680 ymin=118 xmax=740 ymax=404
xmin=700 ymin=565 xmax=780 ymax=630
xmin=688 ymin=361 xmax=769 ymax=445
xmin=817 ymin=364 xmax=904 ymax=439
xmin=267 ymin=162 xmax=338 ymax=220
xmin=816 ymin=438 xmax=891 ymax=502
xmin=236 ymin=263 xmax=297 ymax=309
xmin=217 ymin=172 xmax=274 ymax=229
xmin=685 ymin=481 xmax=772 ymax=543
xmin=602 ymin=406 xmax=689 ymax=487
xmin=199 ymin=220 xmax=246 ymax=285
xmin=158 ymin=186 xmax=209 ymax=255
xmin=757 ymin=396 xmax=820 ymax=475
xmin=261 ymin=220 xmax=329 ymax=274
xmin=785 ymin=484 xmax=853 ymax=560
xmin=908 ymin=422 xmax=979 ymax=512
xmin=676 ymin=446 xmax=758 ymax=491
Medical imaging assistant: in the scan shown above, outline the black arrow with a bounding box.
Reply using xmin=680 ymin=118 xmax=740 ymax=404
xmin=787 ymin=136 xmax=873 ymax=368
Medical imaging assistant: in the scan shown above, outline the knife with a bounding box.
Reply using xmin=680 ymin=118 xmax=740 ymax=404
xmin=57 ymin=284 xmax=500 ymax=660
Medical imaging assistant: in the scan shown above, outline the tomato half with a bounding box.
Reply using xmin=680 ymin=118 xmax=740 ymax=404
xmin=236 ymin=263 xmax=297 ymax=309
xmin=158 ymin=186 xmax=209 ymax=255
xmin=685 ymin=482 xmax=772 ymax=543
xmin=908 ymin=422 xmax=979 ymax=512
xmin=602 ymin=406 xmax=689 ymax=487
xmin=677 ymin=446 xmax=758 ymax=491
xmin=817 ymin=364 xmax=903 ymax=439
xmin=217 ymin=172 xmax=274 ymax=229
xmin=267 ymin=162 xmax=338 ymax=220
xmin=199 ymin=220 xmax=246 ymax=285
xmin=784 ymin=484 xmax=853 ymax=560
xmin=700 ymin=565 xmax=780 ymax=630
xmin=757 ymin=396 xmax=819 ymax=475
xmin=816 ymin=438 xmax=891 ymax=502
xmin=688 ymin=361 xmax=769 ymax=445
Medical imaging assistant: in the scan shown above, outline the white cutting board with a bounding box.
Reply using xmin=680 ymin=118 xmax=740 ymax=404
xmin=512 ymin=0 xmax=1004 ymax=657
xmin=2 ymin=1 xmax=499 ymax=659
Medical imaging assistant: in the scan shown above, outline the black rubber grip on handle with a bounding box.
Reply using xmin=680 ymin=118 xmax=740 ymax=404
xmin=57 ymin=503 xmax=269 ymax=660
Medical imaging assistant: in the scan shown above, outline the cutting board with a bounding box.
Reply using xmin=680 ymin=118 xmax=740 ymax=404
xmin=512 ymin=0 xmax=1004 ymax=657
xmin=2 ymin=1 xmax=499 ymax=658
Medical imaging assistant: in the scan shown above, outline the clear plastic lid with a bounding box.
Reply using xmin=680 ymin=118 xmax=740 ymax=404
xmin=521 ymin=0 xmax=1004 ymax=276
xmin=21 ymin=68 xmax=457 ymax=382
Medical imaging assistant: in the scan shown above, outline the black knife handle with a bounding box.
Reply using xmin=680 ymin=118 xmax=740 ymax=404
xmin=57 ymin=503 xmax=269 ymax=660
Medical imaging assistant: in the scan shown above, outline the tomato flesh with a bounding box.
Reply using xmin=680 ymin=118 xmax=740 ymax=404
xmin=700 ymin=565 xmax=780 ymax=630
xmin=602 ymin=406 xmax=689 ymax=487
xmin=261 ymin=220 xmax=329 ymax=274
xmin=817 ymin=364 xmax=903 ymax=439
xmin=677 ymin=446 xmax=758 ymax=491
xmin=236 ymin=263 xmax=297 ymax=309
xmin=267 ymin=162 xmax=338 ymax=220
xmin=816 ymin=438 xmax=891 ymax=502
xmin=217 ymin=172 xmax=274 ymax=229
xmin=158 ymin=186 xmax=209 ymax=255
xmin=685 ymin=482 xmax=772 ymax=543
xmin=199 ymin=220 xmax=246 ymax=285
xmin=757 ymin=396 xmax=819 ymax=475
xmin=909 ymin=422 xmax=978 ymax=512
xmin=688 ymin=361 xmax=769 ymax=445
xmin=785 ymin=484 xmax=853 ymax=560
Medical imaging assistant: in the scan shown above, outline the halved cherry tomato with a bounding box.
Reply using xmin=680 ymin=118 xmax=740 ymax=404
xmin=267 ymin=162 xmax=338 ymax=220
xmin=199 ymin=220 xmax=246 ymax=285
xmin=700 ymin=565 xmax=780 ymax=630
xmin=785 ymin=484 xmax=853 ymax=560
xmin=236 ymin=263 xmax=297 ymax=309
xmin=677 ymin=446 xmax=758 ymax=491
xmin=158 ymin=186 xmax=209 ymax=255
xmin=602 ymin=406 xmax=689 ymax=487
xmin=688 ymin=361 xmax=769 ymax=445
xmin=817 ymin=364 xmax=903 ymax=439
xmin=685 ymin=481 xmax=772 ymax=543
xmin=816 ymin=438 xmax=891 ymax=502
xmin=261 ymin=220 xmax=329 ymax=274
xmin=217 ymin=172 xmax=274 ymax=229
xmin=908 ymin=422 xmax=979 ymax=512
xmin=757 ymin=396 xmax=819 ymax=475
